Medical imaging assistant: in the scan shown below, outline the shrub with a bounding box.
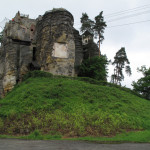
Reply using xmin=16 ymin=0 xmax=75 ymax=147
xmin=132 ymin=66 xmax=150 ymax=100
xmin=23 ymin=71 xmax=53 ymax=81
xmin=78 ymin=56 xmax=108 ymax=81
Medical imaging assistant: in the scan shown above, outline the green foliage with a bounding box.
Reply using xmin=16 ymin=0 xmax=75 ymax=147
xmin=23 ymin=70 xmax=53 ymax=81
xmin=76 ymin=77 xmax=141 ymax=97
xmin=29 ymin=130 xmax=42 ymax=139
xmin=0 ymin=71 xmax=150 ymax=137
xmin=83 ymin=41 xmax=99 ymax=60
xmin=80 ymin=13 xmax=94 ymax=33
xmin=2 ymin=130 xmax=150 ymax=142
xmin=94 ymin=11 xmax=107 ymax=39
xmin=21 ymin=130 xmax=62 ymax=140
xmin=132 ymin=66 xmax=150 ymax=100
xmin=80 ymin=11 xmax=107 ymax=56
xmin=93 ymin=11 xmax=107 ymax=55
xmin=111 ymin=47 xmax=131 ymax=85
xmin=76 ymin=130 xmax=150 ymax=143
xmin=78 ymin=56 xmax=108 ymax=81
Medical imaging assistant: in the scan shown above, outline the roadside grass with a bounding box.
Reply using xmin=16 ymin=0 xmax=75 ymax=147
xmin=0 ymin=130 xmax=150 ymax=143
xmin=0 ymin=71 xmax=150 ymax=140
xmin=0 ymin=130 xmax=62 ymax=140
xmin=0 ymin=134 xmax=16 ymax=139
xmin=73 ymin=130 xmax=150 ymax=143
xmin=20 ymin=130 xmax=62 ymax=140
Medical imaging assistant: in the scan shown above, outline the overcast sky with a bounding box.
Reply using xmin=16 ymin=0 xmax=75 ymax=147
xmin=0 ymin=0 xmax=150 ymax=88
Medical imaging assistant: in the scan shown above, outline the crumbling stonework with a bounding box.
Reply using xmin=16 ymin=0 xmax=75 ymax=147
xmin=0 ymin=11 xmax=36 ymax=97
xmin=0 ymin=9 xmax=84 ymax=97
xmin=73 ymin=29 xmax=84 ymax=73
xmin=36 ymin=9 xmax=76 ymax=76
xmin=0 ymin=8 xmax=98 ymax=97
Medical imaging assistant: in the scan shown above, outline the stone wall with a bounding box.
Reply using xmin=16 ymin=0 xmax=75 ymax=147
xmin=36 ymin=9 xmax=75 ymax=76
xmin=73 ymin=29 xmax=83 ymax=74
xmin=0 ymin=12 xmax=36 ymax=97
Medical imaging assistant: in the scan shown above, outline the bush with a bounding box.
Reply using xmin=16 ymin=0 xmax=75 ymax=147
xmin=132 ymin=66 xmax=150 ymax=100
xmin=26 ymin=130 xmax=43 ymax=140
xmin=78 ymin=56 xmax=108 ymax=81
xmin=23 ymin=71 xmax=53 ymax=81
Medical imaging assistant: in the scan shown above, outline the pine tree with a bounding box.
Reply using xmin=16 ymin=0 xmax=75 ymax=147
xmin=80 ymin=12 xmax=107 ymax=56
xmin=111 ymin=47 xmax=131 ymax=85
xmin=93 ymin=11 xmax=107 ymax=56
xmin=80 ymin=13 xmax=94 ymax=34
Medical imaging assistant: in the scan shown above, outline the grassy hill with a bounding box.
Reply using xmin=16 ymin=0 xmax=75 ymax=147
xmin=0 ymin=71 xmax=150 ymax=138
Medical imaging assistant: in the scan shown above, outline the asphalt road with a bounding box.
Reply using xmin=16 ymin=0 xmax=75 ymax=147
xmin=0 ymin=139 xmax=150 ymax=150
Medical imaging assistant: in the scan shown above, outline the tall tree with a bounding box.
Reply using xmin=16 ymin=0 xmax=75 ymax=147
xmin=80 ymin=13 xmax=94 ymax=34
xmin=93 ymin=11 xmax=107 ymax=57
xmin=0 ymin=31 xmax=2 ymax=44
xmin=80 ymin=12 xmax=107 ymax=56
xmin=132 ymin=66 xmax=150 ymax=100
xmin=111 ymin=47 xmax=131 ymax=85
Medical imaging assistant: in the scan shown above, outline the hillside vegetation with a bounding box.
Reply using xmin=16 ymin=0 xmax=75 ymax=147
xmin=0 ymin=71 xmax=150 ymax=138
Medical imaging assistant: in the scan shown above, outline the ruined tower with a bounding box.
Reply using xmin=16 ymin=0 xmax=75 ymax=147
xmin=36 ymin=9 xmax=75 ymax=76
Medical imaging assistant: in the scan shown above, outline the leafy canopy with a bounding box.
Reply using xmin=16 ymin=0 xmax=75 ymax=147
xmin=78 ymin=56 xmax=108 ymax=81
xmin=93 ymin=12 xmax=107 ymax=42
xmin=80 ymin=13 xmax=94 ymax=34
xmin=132 ymin=66 xmax=150 ymax=100
xmin=80 ymin=12 xmax=107 ymax=56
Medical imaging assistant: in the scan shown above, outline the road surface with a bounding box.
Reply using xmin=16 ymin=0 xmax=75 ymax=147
xmin=0 ymin=139 xmax=150 ymax=150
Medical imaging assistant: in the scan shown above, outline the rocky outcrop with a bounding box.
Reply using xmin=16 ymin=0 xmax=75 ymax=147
xmin=0 ymin=12 xmax=36 ymax=97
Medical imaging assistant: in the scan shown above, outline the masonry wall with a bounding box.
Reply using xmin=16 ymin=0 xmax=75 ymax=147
xmin=36 ymin=10 xmax=76 ymax=76
xmin=0 ymin=12 xmax=36 ymax=97
xmin=73 ymin=29 xmax=83 ymax=74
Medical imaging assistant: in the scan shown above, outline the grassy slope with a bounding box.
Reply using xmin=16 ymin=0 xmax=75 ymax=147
xmin=0 ymin=71 xmax=150 ymax=140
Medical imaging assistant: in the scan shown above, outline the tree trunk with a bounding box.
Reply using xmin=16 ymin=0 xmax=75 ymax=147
xmin=98 ymin=34 xmax=101 ymax=57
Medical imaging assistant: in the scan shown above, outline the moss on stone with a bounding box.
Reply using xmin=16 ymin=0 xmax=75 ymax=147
xmin=56 ymin=32 xmax=67 ymax=43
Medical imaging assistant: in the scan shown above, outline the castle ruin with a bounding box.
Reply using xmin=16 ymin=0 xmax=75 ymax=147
xmin=0 ymin=8 xmax=98 ymax=97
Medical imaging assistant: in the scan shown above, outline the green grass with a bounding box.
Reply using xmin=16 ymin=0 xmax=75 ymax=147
xmin=74 ymin=130 xmax=150 ymax=143
xmin=0 ymin=130 xmax=62 ymax=140
xmin=1 ymin=130 xmax=150 ymax=143
xmin=20 ymin=130 xmax=62 ymax=140
xmin=0 ymin=71 xmax=150 ymax=141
